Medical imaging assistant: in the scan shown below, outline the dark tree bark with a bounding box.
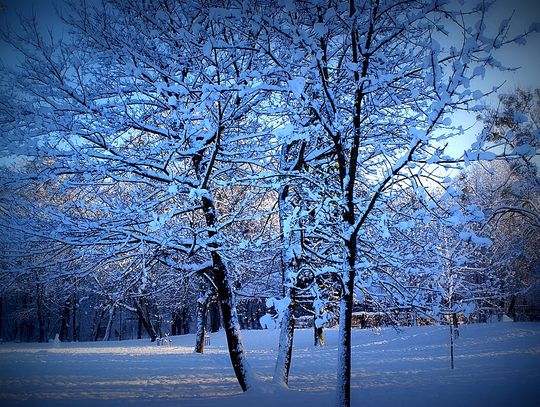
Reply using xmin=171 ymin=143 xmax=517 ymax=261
xmin=59 ymin=298 xmax=70 ymax=342
xmin=154 ymin=304 xmax=162 ymax=338
xmin=199 ymin=191 xmax=252 ymax=391
xmin=134 ymin=299 xmax=157 ymax=342
xmin=92 ymin=308 xmax=105 ymax=342
xmin=0 ymin=297 xmax=2 ymax=340
xmin=190 ymin=106 xmax=251 ymax=390
xmin=212 ymin=259 xmax=250 ymax=391
xmin=181 ymin=307 xmax=191 ymax=334
xmin=209 ymin=301 xmax=221 ymax=332
xmin=314 ymin=324 xmax=325 ymax=347
xmin=450 ymin=316 xmax=455 ymax=369
xmin=171 ymin=309 xmax=181 ymax=336
xmin=137 ymin=314 xmax=143 ymax=339
xmin=72 ymin=293 xmax=79 ymax=342
xmin=172 ymin=307 xmax=191 ymax=335
xmin=36 ymin=283 xmax=47 ymax=343
xmin=195 ymin=292 xmax=208 ymax=354
xmin=508 ymin=296 xmax=516 ymax=321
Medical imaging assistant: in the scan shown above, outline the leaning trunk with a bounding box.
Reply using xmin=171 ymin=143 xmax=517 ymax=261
xmin=200 ymin=193 xmax=252 ymax=391
xmin=213 ymin=258 xmax=251 ymax=391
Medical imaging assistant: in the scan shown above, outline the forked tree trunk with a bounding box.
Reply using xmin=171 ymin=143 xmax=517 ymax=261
xmin=134 ymin=299 xmax=157 ymax=342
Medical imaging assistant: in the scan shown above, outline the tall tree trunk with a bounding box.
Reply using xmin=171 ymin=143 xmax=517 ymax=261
xmin=59 ymin=298 xmax=70 ymax=342
xmin=134 ymin=299 xmax=157 ymax=341
xmin=507 ymin=296 xmax=516 ymax=321
xmin=199 ymin=193 xmax=252 ymax=391
xmin=26 ymin=322 xmax=34 ymax=342
xmin=212 ymin=258 xmax=251 ymax=392
xmin=209 ymin=301 xmax=221 ymax=332
xmin=0 ymin=296 xmax=2 ymax=340
xmin=137 ymin=314 xmax=143 ymax=339
xmin=102 ymin=306 xmax=115 ymax=341
xmin=154 ymin=304 xmax=162 ymax=338
xmin=336 ymin=237 xmax=357 ymax=407
xmin=45 ymin=297 xmax=51 ymax=341
xmin=195 ymin=292 xmax=208 ymax=353
xmin=449 ymin=317 xmax=455 ymax=369
xmin=334 ymin=0 xmax=377 ymax=404
xmin=273 ymin=292 xmax=295 ymax=386
xmin=72 ymin=293 xmax=79 ymax=342
xmin=36 ymin=283 xmax=47 ymax=343
xmin=336 ymin=288 xmax=354 ymax=407
xmin=171 ymin=309 xmax=180 ymax=336
xmin=272 ymin=144 xmax=303 ymax=385
xmin=92 ymin=308 xmax=105 ymax=342
xmin=314 ymin=324 xmax=325 ymax=347
xmin=181 ymin=307 xmax=191 ymax=334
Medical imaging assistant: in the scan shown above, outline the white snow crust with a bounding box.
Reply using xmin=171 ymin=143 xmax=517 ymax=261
xmin=0 ymin=322 xmax=539 ymax=406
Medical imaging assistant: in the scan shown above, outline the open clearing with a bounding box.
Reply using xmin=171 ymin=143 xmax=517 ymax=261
xmin=1 ymin=322 xmax=539 ymax=406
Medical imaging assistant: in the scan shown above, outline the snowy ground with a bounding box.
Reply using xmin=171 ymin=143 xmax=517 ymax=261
xmin=0 ymin=322 xmax=539 ymax=407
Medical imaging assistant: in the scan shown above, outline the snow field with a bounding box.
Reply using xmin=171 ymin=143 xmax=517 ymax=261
xmin=0 ymin=322 xmax=539 ymax=406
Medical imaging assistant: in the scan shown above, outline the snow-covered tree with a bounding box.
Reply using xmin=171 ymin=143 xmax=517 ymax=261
xmin=246 ymin=1 xmax=536 ymax=405
xmin=0 ymin=0 xmax=286 ymax=390
xmin=1 ymin=1 xmax=537 ymax=405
